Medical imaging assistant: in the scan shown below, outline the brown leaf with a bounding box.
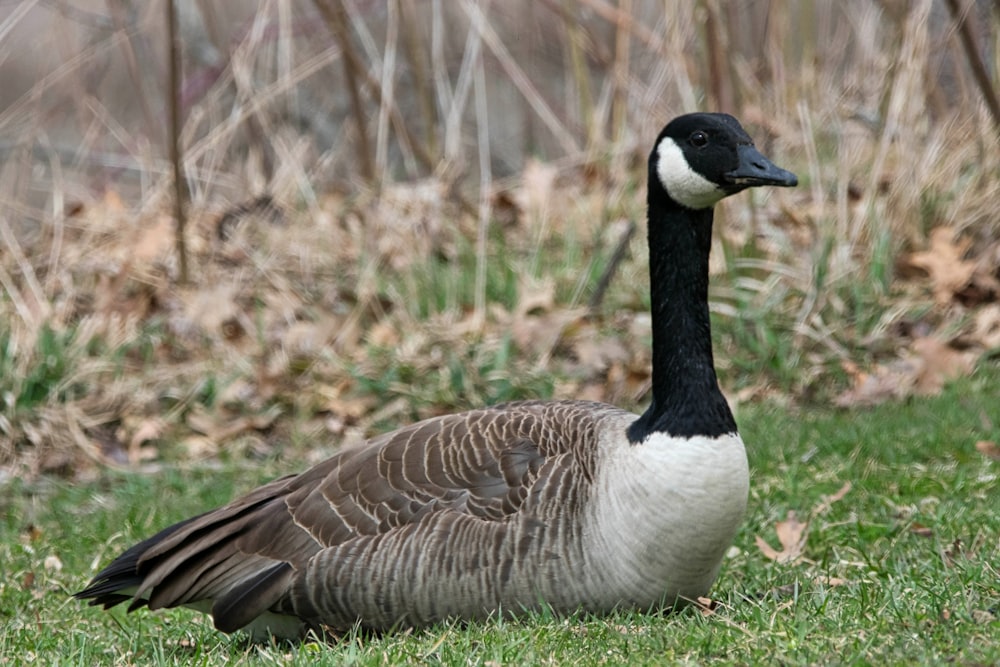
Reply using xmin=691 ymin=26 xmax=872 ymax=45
xmin=971 ymin=609 xmax=996 ymax=624
xmin=903 ymin=227 xmax=976 ymax=304
xmin=972 ymin=305 xmax=1000 ymax=349
xmin=911 ymin=337 xmax=976 ymax=395
xmin=909 ymin=522 xmax=934 ymax=537
xmin=513 ymin=158 xmax=558 ymax=221
xmin=835 ymin=337 xmax=976 ymax=407
xmin=814 ymin=575 xmax=849 ymax=587
xmin=694 ymin=596 xmax=717 ymax=616
xmin=185 ymin=405 xmax=282 ymax=443
xmin=514 ymin=276 xmax=555 ymax=318
xmin=811 ymin=481 xmax=852 ymax=516
xmin=179 ymin=283 xmax=241 ymax=336
xmin=975 ymin=440 xmax=1000 ymax=461
xmin=571 ymin=335 xmax=630 ymax=375
xmin=755 ymin=511 xmax=808 ymax=564
xmin=128 ymin=418 xmax=165 ymax=465
xmin=132 ymin=215 xmax=175 ymax=263
xmin=834 ymin=359 xmax=912 ymax=407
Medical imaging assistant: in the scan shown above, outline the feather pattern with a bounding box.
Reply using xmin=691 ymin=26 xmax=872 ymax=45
xmin=75 ymin=113 xmax=797 ymax=640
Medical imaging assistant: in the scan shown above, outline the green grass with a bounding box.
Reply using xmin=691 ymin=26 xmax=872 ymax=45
xmin=2 ymin=366 xmax=998 ymax=666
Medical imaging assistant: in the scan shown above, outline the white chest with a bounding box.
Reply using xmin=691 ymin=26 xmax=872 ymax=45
xmin=582 ymin=430 xmax=749 ymax=605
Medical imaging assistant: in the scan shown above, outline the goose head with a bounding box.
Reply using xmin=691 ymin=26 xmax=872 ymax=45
xmin=651 ymin=113 xmax=798 ymax=211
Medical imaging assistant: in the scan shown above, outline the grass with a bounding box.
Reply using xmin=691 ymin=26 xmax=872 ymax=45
xmin=2 ymin=365 xmax=997 ymax=666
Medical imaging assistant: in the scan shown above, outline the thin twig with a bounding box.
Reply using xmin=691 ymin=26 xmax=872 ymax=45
xmin=399 ymin=0 xmax=438 ymax=159
xmin=167 ymin=0 xmax=189 ymax=284
xmin=107 ymin=0 xmax=161 ymax=147
xmin=312 ymin=0 xmax=375 ymax=183
xmin=944 ymin=0 xmax=1000 ymax=130
xmin=588 ymin=220 xmax=636 ymax=314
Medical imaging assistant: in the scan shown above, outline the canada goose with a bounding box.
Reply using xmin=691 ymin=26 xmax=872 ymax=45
xmin=75 ymin=113 xmax=797 ymax=641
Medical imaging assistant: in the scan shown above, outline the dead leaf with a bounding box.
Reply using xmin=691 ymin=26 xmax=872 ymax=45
xmin=911 ymin=337 xmax=976 ymax=395
xmin=694 ymin=596 xmax=717 ymax=616
xmin=755 ymin=511 xmax=808 ymax=564
xmin=903 ymin=227 xmax=976 ymax=304
xmin=811 ymin=481 xmax=852 ymax=516
xmin=971 ymin=609 xmax=996 ymax=624
xmin=813 ymin=575 xmax=849 ymax=587
xmin=132 ymin=215 xmax=175 ymax=264
xmin=835 ymin=337 xmax=976 ymax=407
xmin=179 ymin=283 xmax=241 ymax=336
xmin=128 ymin=418 xmax=165 ymax=464
xmin=514 ymin=276 xmax=555 ymax=318
xmin=185 ymin=405 xmax=282 ymax=443
xmin=834 ymin=359 xmax=911 ymax=407
xmin=571 ymin=335 xmax=630 ymax=375
xmin=943 ymin=538 xmax=965 ymax=566
xmin=975 ymin=440 xmax=1000 ymax=461
xmin=972 ymin=305 xmax=1000 ymax=349
xmin=43 ymin=554 xmax=63 ymax=572
xmin=909 ymin=522 xmax=934 ymax=537
xmin=21 ymin=572 xmax=35 ymax=590
xmin=514 ymin=158 xmax=558 ymax=221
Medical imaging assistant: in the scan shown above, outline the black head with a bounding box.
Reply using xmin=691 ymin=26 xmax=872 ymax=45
xmin=650 ymin=113 xmax=798 ymax=210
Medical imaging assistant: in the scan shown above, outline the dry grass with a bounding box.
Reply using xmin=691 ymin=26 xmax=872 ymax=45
xmin=0 ymin=0 xmax=998 ymax=476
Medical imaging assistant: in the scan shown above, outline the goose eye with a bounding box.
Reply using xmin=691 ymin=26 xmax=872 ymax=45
xmin=690 ymin=131 xmax=708 ymax=147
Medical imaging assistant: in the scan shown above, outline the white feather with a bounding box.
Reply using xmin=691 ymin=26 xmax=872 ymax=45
xmin=655 ymin=138 xmax=726 ymax=210
xmin=583 ymin=429 xmax=749 ymax=605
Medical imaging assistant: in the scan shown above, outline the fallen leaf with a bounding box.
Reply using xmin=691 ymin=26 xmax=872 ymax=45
xmin=811 ymin=481 xmax=852 ymax=516
xmin=694 ymin=596 xmax=717 ymax=616
xmin=813 ymin=575 xmax=849 ymax=587
xmin=128 ymin=418 xmax=165 ymax=465
xmin=21 ymin=572 xmax=35 ymax=590
xmin=834 ymin=360 xmax=908 ymax=407
xmin=571 ymin=335 xmax=630 ymax=375
xmin=911 ymin=337 xmax=976 ymax=395
xmin=132 ymin=215 xmax=175 ymax=263
xmin=909 ymin=522 xmax=934 ymax=537
xmin=943 ymin=538 xmax=965 ymax=566
xmin=43 ymin=554 xmax=63 ymax=572
xmin=972 ymin=305 xmax=1000 ymax=349
xmin=835 ymin=337 xmax=977 ymax=407
xmin=513 ymin=158 xmax=558 ymax=222
xmin=971 ymin=609 xmax=996 ymax=624
xmin=902 ymin=227 xmax=976 ymax=304
xmin=755 ymin=511 xmax=808 ymax=564
xmin=975 ymin=440 xmax=1000 ymax=461
xmin=514 ymin=276 xmax=556 ymax=318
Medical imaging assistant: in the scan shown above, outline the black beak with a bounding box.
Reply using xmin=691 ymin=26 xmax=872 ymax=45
xmin=725 ymin=144 xmax=798 ymax=188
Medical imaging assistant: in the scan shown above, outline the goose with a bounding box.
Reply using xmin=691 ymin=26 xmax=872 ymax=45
xmin=75 ymin=113 xmax=797 ymax=641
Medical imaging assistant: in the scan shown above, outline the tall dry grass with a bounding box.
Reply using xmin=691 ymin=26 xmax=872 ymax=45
xmin=0 ymin=0 xmax=997 ymax=474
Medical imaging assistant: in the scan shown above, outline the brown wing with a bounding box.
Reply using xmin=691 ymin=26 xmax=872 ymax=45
xmin=76 ymin=400 xmax=615 ymax=633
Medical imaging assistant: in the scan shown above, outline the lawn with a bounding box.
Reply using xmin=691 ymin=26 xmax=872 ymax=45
xmin=2 ymin=365 xmax=996 ymax=666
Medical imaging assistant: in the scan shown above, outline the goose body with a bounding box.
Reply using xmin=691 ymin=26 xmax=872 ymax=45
xmin=76 ymin=113 xmax=797 ymax=640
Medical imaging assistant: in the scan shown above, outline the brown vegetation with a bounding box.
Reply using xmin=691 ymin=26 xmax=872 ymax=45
xmin=0 ymin=1 xmax=997 ymax=477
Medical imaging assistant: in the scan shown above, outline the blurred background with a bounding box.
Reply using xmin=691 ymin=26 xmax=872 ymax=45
xmin=0 ymin=1 xmax=997 ymax=475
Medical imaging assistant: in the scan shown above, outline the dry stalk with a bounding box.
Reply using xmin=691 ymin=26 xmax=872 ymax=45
xmin=312 ymin=0 xmax=376 ymax=183
xmin=167 ymin=0 xmax=190 ymax=284
xmin=461 ymin=0 xmax=580 ymax=156
xmin=399 ymin=0 xmax=439 ymax=159
xmin=944 ymin=0 xmax=1000 ymax=130
xmin=611 ymin=0 xmax=632 ymax=143
xmin=105 ymin=0 xmax=161 ymax=146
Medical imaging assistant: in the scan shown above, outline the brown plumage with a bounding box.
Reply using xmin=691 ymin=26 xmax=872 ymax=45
xmin=79 ymin=402 xmax=621 ymax=638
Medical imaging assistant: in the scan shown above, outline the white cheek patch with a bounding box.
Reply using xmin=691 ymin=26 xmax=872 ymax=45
xmin=656 ymin=138 xmax=726 ymax=210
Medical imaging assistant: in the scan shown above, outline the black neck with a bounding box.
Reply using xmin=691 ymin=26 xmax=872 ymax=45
xmin=627 ymin=184 xmax=737 ymax=443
